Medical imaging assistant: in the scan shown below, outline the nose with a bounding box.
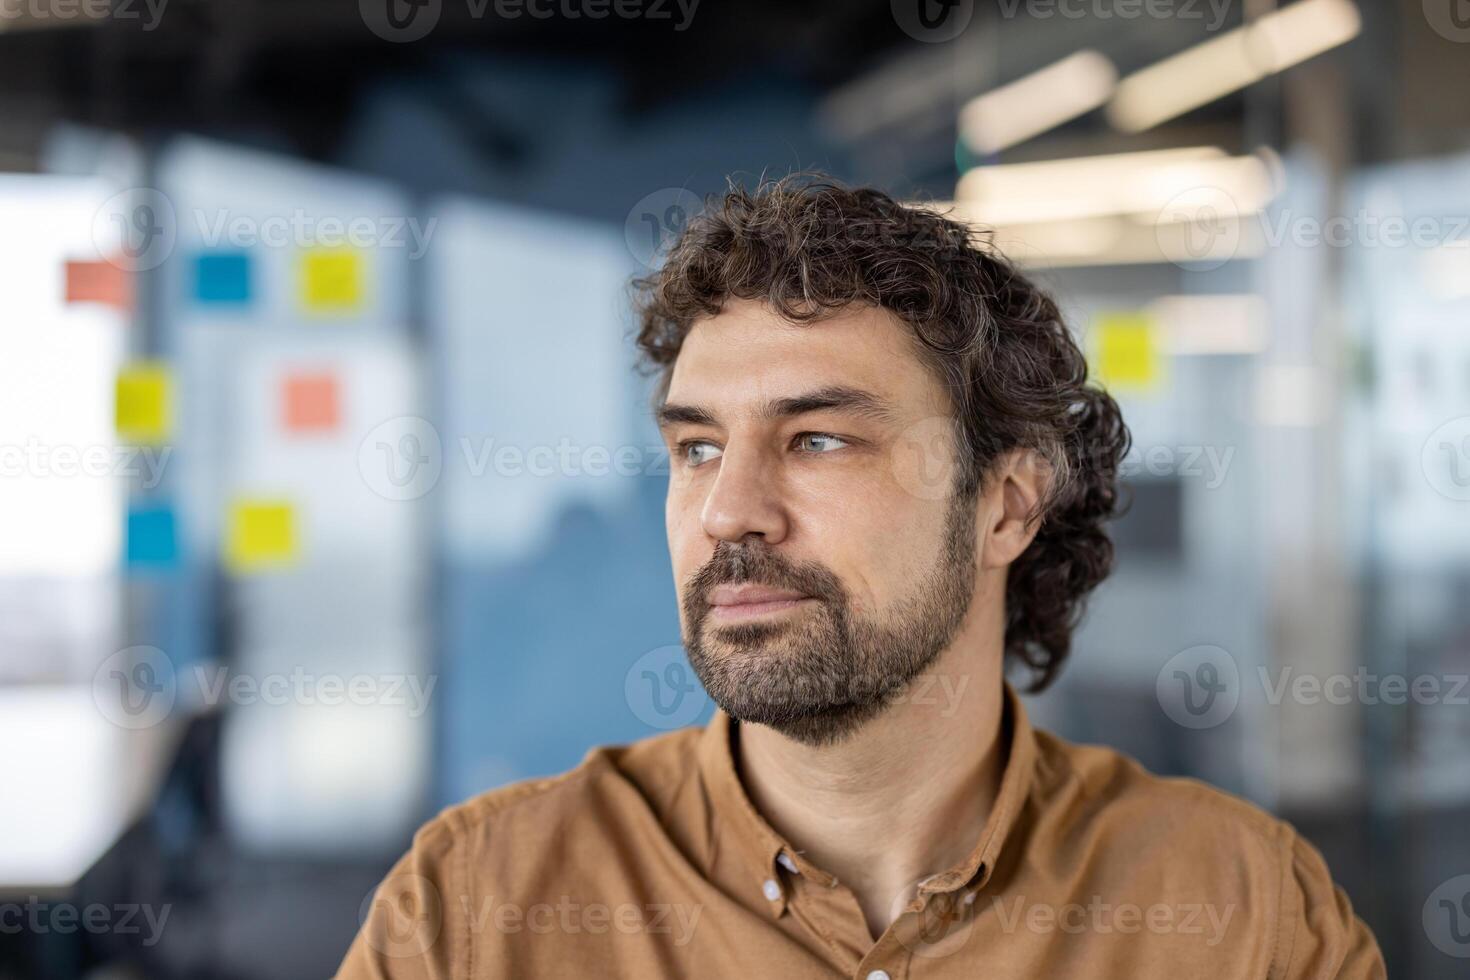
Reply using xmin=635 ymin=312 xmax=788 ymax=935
xmin=699 ymin=445 xmax=790 ymax=545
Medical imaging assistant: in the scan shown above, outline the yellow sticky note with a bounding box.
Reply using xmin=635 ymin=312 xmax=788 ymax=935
xmin=116 ymin=362 xmax=173 ymax=444
xmin=301 ymin=249 xmax=363 ymax=312
xmin=1091 ymin=312 xmax=1161 ymax=392
xmin=226 ymin=500 xmax=298 ymax=573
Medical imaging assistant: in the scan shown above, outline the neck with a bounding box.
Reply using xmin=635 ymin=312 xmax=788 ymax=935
xmin=736 ymin=620 xmax=1007 ymax=940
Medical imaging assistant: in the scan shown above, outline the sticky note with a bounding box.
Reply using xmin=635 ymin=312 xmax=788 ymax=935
xmin=225 ymin=500 xmax=298 ymax=573
xmin=282 ymin=372 xmax=341 ymax=432
xmin=301 ymin=249 xmax=363 ymax=312
xmin=1091 ymin=312 xmax=1162 ymax=392
xmin=126 ymin=504 xmax=178 ymax=568
xmin=116 ymin=363 xmax=173 ymax=445
xmin=65 ymin=259 xmax=133 ymax=310
xmin=193 ymin=251 xmax=252 ymax=305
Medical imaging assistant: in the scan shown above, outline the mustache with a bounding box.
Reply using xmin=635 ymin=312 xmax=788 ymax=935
xmin=684 ymin=541 xmax=846 ymax=611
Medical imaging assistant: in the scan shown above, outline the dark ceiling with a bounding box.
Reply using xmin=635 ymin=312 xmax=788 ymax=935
xmin=0 ymin=0 xmax=914 ymax=162
xmin=1 ymin=0 xmax=1439 ymax=175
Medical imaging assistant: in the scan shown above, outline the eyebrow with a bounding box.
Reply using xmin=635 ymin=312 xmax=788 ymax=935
xmin=655 ymin=385 xmax=898 ymax=429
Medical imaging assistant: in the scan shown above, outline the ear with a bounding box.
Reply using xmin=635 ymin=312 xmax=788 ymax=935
xmin=980 ymin=449 xmax=1050 ymax=570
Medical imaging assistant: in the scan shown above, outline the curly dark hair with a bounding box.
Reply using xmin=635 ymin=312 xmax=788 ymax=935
xmin=632 ymin=174 xmax=1130 ymax=692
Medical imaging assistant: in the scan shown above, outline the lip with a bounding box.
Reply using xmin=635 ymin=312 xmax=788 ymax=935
xmin=707 ymin=584 xmax=813 ymax=621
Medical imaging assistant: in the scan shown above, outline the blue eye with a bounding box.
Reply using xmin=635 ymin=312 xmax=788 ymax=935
xmin=683 ymin=441 xmax=723 ymax=466
xmin=796 ymin=433 xmax=849 ymax=453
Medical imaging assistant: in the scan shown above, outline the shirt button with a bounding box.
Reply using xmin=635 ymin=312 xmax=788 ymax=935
xmin=866 ymin=971 xmax=892 ymax=980
xmin=762 ymin=878 xmax=782 ymax=901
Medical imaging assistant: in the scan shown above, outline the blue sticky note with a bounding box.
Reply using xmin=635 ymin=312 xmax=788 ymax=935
xmin=126 ymin=504 xmax=178 ymax=568
xmin=192 ymin=252 xmax=252 ymax=305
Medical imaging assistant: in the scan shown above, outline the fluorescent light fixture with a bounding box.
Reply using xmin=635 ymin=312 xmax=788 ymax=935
xmin=955 ymin=146 xmax=1277 ymax=227
xmin=959 ymin=51 xmax=1119 ymax=154
xmin=909 ymin=207 xmax=1266 ymax=269
xmin=913 ymin=206 xmax=1269 ymax=270
xmin=1108 ymin=0 xmax=1362 ymax=133
xmin=987 ymin=215 xmax=1266 ymax=268
xmin=956 ymin=146 xmax=1223 ymax=224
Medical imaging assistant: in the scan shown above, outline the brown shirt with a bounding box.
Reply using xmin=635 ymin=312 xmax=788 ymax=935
xmin=335 ymin=684 xmax=1384 ymax=979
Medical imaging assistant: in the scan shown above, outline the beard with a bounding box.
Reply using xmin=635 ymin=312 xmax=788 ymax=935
xmin=681 ymin=492 xmax=977 ymax=747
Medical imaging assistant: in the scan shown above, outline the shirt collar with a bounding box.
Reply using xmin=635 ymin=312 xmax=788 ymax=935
xmin=696 ymin=680 xmax=1037 ymax=906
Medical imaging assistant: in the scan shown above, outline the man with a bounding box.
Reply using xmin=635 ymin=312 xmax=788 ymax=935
xmin=336 ymin=177 xmax=1384 ymax=978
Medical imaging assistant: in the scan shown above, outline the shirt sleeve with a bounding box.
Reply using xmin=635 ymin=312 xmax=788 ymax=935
xmin=1275 ymin=829 xmax=1386 ymax=980
xmin=334 ymin=813 xmax=467 ymax=980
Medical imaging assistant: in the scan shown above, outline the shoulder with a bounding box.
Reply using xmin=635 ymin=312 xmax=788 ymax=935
xmin=1024 ymin=728 xmax=1384 ymax=978
xmin=407 ymin=724 xmax=705 ymax=875
xmin=338 ymin=727 xmax=706 ymax=978
xmin=1029 ymin=727 xmax=1288 ymax=855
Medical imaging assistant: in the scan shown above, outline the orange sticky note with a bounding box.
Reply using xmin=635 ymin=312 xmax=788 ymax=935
xmin=282 ymin=372 xmax=340 ymax=432
xmin=66 ymin=259 xmax=133 ymax=311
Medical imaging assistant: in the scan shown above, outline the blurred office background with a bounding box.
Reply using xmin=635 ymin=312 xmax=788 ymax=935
xmin=0 ymin=0 xmax=1467 ymax=976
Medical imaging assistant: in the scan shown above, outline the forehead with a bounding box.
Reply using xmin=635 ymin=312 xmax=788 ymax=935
xmin=665 ymin=299 xmax=945 ymax=417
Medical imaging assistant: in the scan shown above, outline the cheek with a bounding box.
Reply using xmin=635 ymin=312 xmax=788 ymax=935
xmin=789 ymin=476 xmax=953 ymax=609
xmin=665 ymin=487 xmax=708 ymax=587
